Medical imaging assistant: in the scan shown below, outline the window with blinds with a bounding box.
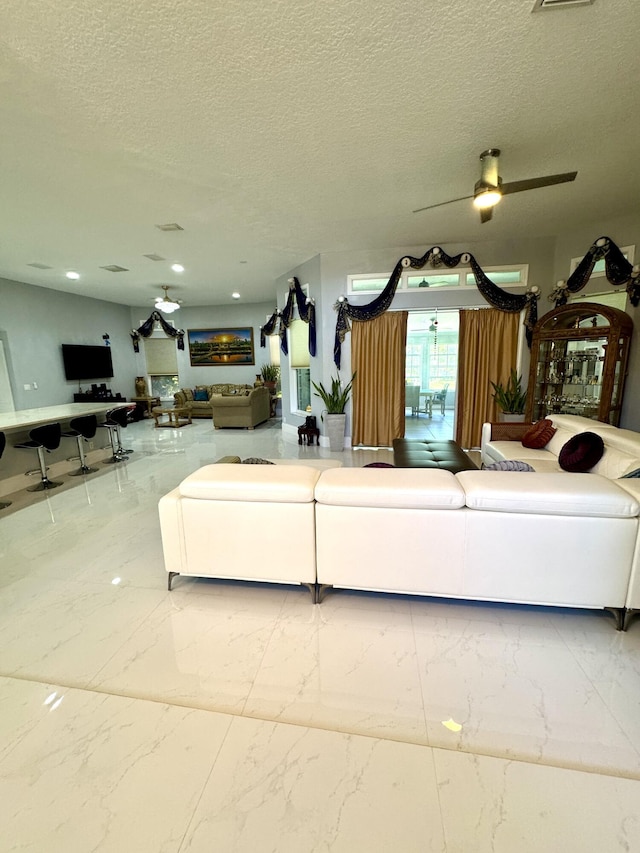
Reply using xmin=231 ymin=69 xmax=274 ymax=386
xmin=143 ymin=338 xmax=180 ymax=400
xmin=144 ymin=338 xmax=178 ymax=374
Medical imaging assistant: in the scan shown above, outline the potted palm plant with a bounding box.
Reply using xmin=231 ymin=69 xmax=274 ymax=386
xmin=490 ymin=369 xmax=527 ymax=422
xmin=312 ymin=373 xmax=356 ymax=451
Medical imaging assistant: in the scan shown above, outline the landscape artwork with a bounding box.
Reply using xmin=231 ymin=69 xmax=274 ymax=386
xmin=187 ymin=328 xmax=255 ymax=366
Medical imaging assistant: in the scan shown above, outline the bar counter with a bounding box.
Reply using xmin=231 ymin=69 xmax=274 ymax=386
xmin=0 ymin=403 xmax=124 ymax=498
xmin=0 ymin=403 xmax=117 ymax=434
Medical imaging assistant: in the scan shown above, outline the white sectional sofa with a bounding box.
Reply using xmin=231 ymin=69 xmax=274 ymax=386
xmin=481 ymin=413 xmax=640 ymax=478
xmin=159 ymin=464 xmax=322 ymax=599
xmin=159 ymin=455 xmax=640 ymax=630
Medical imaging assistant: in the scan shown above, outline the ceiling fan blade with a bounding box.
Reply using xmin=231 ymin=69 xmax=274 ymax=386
xmin=501 ymin=171 xmax=577 ymax=196
xmin=413 ymin=194 xmax=473 ymax=214
xmin=480 ymin=207 xmax=493 ymax=224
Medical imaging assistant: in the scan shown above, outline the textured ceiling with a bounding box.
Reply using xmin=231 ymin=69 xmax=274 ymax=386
xmin=0 ymin=0 xmax=638 ymax=310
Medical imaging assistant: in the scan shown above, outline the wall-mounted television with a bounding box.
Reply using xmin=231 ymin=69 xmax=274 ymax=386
xmin=61 ymin=344 xmax=114 ymax=381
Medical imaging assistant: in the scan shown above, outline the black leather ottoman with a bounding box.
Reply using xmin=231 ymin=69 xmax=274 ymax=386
xmin=392 ymin=438 xmax=478 ymax=472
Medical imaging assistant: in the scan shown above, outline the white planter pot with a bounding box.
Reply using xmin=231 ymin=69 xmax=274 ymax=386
xmin=325 ymin=413 xmax=346 ymax=451
xmin=498 ymin=413 xmax=526 ymax=423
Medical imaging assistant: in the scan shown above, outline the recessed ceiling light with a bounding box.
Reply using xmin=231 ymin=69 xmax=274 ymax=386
xmin=171 ymin=263 xmax=185 ymax=273
xmin=232 ymin=292 xmax=241 ymax=299
xmin=66 ymin=271 xmax=80 ymax=280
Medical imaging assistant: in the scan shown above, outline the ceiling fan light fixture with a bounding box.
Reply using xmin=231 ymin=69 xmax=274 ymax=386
xmin=154 ymin=285 xmax=181 ymax=313
xmin=473 ymin=185 xmax=502 ymax=209
xmin=473 ymin=148 xmax=503 ymax=209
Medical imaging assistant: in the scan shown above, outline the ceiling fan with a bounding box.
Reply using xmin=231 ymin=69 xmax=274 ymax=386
xmin=413 ymin=148 xmax=577 ymax=223
xmin=154 ymin=285 xmax=182 ymax=314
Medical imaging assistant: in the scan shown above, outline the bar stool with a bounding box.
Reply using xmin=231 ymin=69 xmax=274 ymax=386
xmin=118 ymin=405 xmax=136 ymax=455
xmin=0 ymin=432 xmax=12 ymax=509
xmin=15 ymin=422 xmax=63 ymax=491
xmin=100 ymin=407 xmax=132 ymax=464
xmin=62 ymin=414 xmax=99 ymax=476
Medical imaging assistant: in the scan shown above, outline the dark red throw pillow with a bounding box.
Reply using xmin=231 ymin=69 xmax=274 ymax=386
xmin=363 ymin=462 xmax=395 ymax=468
xmin=558 ymin=432 xmax=604 ymax=472
xmin=522 ymin=419 xmax=556 ymax=449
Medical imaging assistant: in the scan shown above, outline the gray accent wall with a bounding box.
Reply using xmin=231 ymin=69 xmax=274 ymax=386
xmin=2 ymin=217 xmax=639 ymax=432
xmin=131 ymin=300 xmax=278 ymax=391
xmin=0 ymin=276 xmax=139 ymax=410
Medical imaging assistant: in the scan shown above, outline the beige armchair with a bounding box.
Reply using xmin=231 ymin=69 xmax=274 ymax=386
xmin=210 ymin=386 xmax=271 ymax=429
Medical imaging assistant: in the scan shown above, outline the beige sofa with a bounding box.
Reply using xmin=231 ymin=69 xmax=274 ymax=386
xmin=174 ymin=384 xmax=255 ymax=419
xmin=210 ymin=385 xmax=271 ymax=429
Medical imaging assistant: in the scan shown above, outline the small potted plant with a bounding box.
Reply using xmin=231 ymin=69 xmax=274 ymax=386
xmin=260 ymin=363 xmax=280 ymax=391
xmin=490 ymin=369 xmax=527 ymax=422
xmin=312 ymin=373 xmax=355 ymax=450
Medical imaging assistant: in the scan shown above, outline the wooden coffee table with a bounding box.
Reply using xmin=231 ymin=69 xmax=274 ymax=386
xmin=131 ymin=395 xmax=161 ymax=419
xmin=152 ymin=406 xmax=192 ymax=428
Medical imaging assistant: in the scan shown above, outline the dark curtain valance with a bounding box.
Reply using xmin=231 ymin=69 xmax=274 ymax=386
xmin=260 ymin=277 xmax=316 ymax=358
xmin=333 ymin=247 xmax=540 ymax=368
xmin=130 ymin=311 xmax=185 ymax=352
xmin=549 ymin=236 xmax=640 ymax=306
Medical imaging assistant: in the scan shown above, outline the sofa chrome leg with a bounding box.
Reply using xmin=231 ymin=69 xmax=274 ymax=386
xmin=168 ymin=571 xmax=179 ymax=591
xmin=604 ymin=606 xmax=627 ymax=631
xmin=302 ymin=582 xmax=316 ymax=603
xmin=623 ymin=608 xmax=639 ymax=631
xmin=317 ymin=584 xmax=333 ymax=604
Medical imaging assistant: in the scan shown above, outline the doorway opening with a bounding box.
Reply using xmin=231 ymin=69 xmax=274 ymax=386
xmin=405 ymin=310 xmax=459 ymax=440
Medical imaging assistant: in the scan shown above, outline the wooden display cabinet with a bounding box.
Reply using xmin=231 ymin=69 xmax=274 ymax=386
xmin=526 ymin=302 xmax=633 ymax=426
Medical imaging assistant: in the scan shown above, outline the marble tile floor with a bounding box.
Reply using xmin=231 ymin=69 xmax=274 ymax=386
xmin=1 ymin=417 xmax=639 ymax=851
xmin=404 ymin=409 xmax=455 ymax=442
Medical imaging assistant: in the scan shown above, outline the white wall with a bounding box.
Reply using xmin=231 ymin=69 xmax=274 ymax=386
xmin=273 ymin=255 xmax=322 ymax=429
xmin=551 ymin=214 xmax=640 ymax=430
xmin=277 ymin=229 xmax=640 ymax=435
xmin=303 ymin=236 xmax=557 ymax=437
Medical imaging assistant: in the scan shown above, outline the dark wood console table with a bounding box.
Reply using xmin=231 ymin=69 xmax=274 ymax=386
xmin=74 ymin=392 xmax=126 ymax=403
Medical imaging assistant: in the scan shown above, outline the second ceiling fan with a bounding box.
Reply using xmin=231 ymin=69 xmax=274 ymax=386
xmin=413 ymin=148 xmax=577 ymax=223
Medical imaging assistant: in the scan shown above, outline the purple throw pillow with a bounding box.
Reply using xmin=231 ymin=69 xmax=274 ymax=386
xmin=558 ymin=432 xmax=604 ymax=473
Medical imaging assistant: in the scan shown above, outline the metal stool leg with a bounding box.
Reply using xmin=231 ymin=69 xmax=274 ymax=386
xmin=69 ymin=434 xmax=98 ymax=476
xmin=27 ymin=446 xmax=63 ymax=492
xmin=115 ymin=424 xmax=133 ymax=455
xmin=103 ymin=426 xmax=127 ymax=464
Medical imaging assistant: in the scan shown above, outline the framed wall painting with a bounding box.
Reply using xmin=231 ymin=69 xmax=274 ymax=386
xmin=187 ymin=328 xmax=255 ymax=366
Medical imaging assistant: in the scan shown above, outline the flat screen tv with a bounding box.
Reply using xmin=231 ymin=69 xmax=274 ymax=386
xmin=62 ymin=344 xmax=114 ymax=381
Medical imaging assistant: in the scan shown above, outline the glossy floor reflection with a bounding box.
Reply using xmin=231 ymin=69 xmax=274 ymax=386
xmin=1 ymin=417 xmax=639 ymax=851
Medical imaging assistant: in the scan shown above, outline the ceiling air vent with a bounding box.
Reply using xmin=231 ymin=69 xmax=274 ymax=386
xmin=532 ymin=0 xmax=594 ymax=10
xmin=27 ymin=262 xmax=53 ymax=269
xmin=143 ymin=253 xmax=166 ymax=261
xmin=100 ymin=265 xmax=129 ymax=273
xmin=155 ymin=223 xmax=184 ymax=232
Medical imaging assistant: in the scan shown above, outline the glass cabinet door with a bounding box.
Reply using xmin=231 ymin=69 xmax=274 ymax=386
xmin=527 ymin=303 xmax=632 ymax=425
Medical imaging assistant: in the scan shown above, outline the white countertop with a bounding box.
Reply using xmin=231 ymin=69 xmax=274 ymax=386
xmin=0 ymin=403 xmax=119 ymax=433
